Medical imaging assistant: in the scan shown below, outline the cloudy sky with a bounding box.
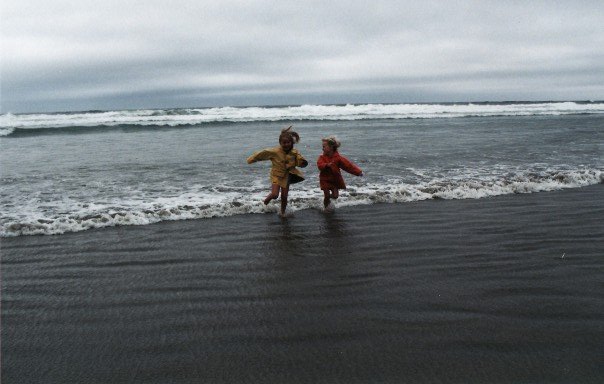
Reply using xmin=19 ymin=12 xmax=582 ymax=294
xmin=2 ymin=0 xmax=603 ymax=113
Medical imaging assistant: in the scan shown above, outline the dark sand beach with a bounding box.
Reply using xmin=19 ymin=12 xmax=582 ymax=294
xmin=2 ymin=185 xmax=603 ymax=383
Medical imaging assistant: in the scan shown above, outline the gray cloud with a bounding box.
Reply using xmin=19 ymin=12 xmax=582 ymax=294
xmin=2 ymin=0 xmax=603 ymax=113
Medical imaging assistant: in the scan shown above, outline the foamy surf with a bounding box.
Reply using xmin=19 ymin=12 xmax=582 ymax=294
xmin=1 ymin=169 xmax=600 ymax=237
xmin=1 ymin=101 xmax=603 ymax=135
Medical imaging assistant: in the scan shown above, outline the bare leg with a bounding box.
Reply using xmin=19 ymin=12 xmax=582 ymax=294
xmin=323 ymin=189 xmax=331 ymax=208
xmin=264 ymin=184 xmax=280 ymax=205
xmin=280 ymin=185 xmax=289 ymax=214
xmin=324 ymin=188 xmax=338 ymax=212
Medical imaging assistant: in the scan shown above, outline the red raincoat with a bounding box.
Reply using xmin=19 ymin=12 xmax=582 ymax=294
xmin=317 ymin=151 xmax=362 ymax=190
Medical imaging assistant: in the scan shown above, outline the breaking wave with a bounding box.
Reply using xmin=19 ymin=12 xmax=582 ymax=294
xmin=2 ymin=101 xmax=603 ymax=136
xmin=1 ymin=168 xmax=600 ymax=237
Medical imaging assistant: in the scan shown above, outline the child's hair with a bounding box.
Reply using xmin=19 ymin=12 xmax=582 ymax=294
xmin=322 ymin=135 xmax=341 ymax=150
xmin=280 ymin=126 xmax=300 ymax=143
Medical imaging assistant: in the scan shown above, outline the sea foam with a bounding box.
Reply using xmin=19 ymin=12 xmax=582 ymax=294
xmin=1 ymin=102 xmax=603 ymax=134
xmin=1 ymin=168 xmax=600 ymax=237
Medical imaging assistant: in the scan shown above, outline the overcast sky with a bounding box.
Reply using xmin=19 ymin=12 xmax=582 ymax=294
xmin=2 ymin=0 xmax=603 ymax=113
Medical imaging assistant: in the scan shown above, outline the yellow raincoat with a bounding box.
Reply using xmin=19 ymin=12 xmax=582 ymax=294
xmin=247 ymin=146 xmax=307 ymax=188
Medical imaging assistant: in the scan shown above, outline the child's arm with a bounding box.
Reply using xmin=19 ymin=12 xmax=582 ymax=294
xmin=294 ymin=151 xmax=308 ymax=168
xmin=338 ymin=155 xmax=363 ymax=176
xmin=247 ymin=148 xmax=275 ymax=164
xmin=317 ymin=155 xmax=335 ymax=171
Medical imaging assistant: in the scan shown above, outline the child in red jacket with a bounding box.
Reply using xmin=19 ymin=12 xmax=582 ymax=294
xmin=317 ymin=135 xmax=363 ymax=210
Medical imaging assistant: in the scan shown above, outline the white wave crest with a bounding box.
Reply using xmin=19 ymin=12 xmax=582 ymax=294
xmin=1 ymin=169 xmax=600 ymax=237
xmin=343 ymin=169 xmax=602 ymax=205
xmin=0 ymin=127 xmax=15 ymax=136
xmin=1 ymin=102 xmax=603 ymax=131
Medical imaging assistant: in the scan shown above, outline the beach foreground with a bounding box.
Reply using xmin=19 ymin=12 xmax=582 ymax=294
xmin=2 ymin=185 xmax=603 ymax=383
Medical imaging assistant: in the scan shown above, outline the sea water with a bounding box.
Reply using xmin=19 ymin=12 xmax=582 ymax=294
xmin=1 ymin=102 xmax=602 ymax=236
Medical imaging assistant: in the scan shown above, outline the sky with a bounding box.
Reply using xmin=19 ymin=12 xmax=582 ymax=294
xmin=2 ymin=0 xmax=604 ymax=113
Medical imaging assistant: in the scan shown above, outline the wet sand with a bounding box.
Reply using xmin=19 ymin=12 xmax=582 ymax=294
xmin=2 ymin=185 xmax=603 ymax=383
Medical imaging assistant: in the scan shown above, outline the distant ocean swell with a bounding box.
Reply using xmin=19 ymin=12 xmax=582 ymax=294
xmin=1 ymin=101 xmax=603 ymax=136
xmin=1 ymin=168 xmax=600 ymax=237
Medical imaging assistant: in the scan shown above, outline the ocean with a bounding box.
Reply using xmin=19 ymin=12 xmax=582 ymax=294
xmin=1 ymin=101 xmax=602 ymax=237
xmin=2 ymin=101 xmax=603 ymax=383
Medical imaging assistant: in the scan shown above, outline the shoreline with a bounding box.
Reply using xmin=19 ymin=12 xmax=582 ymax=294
xmin=2 ymin=173 xmax=602 ymax=238
xmin=2 ymin=184 xmax=603 ymax=383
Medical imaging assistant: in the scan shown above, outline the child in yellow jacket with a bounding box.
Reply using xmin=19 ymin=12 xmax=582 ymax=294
xmin=247 ymin=126 xmax=308 ymax=215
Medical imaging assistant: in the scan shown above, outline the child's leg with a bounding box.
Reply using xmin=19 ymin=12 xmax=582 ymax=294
xmin=280 ymin=185 xmax=289 ymax=214
xmin=264 ymin=184 xmax=280 ymax=205
xmin=331 ymin=188 xmax=339 ymax=200
xmin=323 ymin=189 xmax=331 ymax=208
